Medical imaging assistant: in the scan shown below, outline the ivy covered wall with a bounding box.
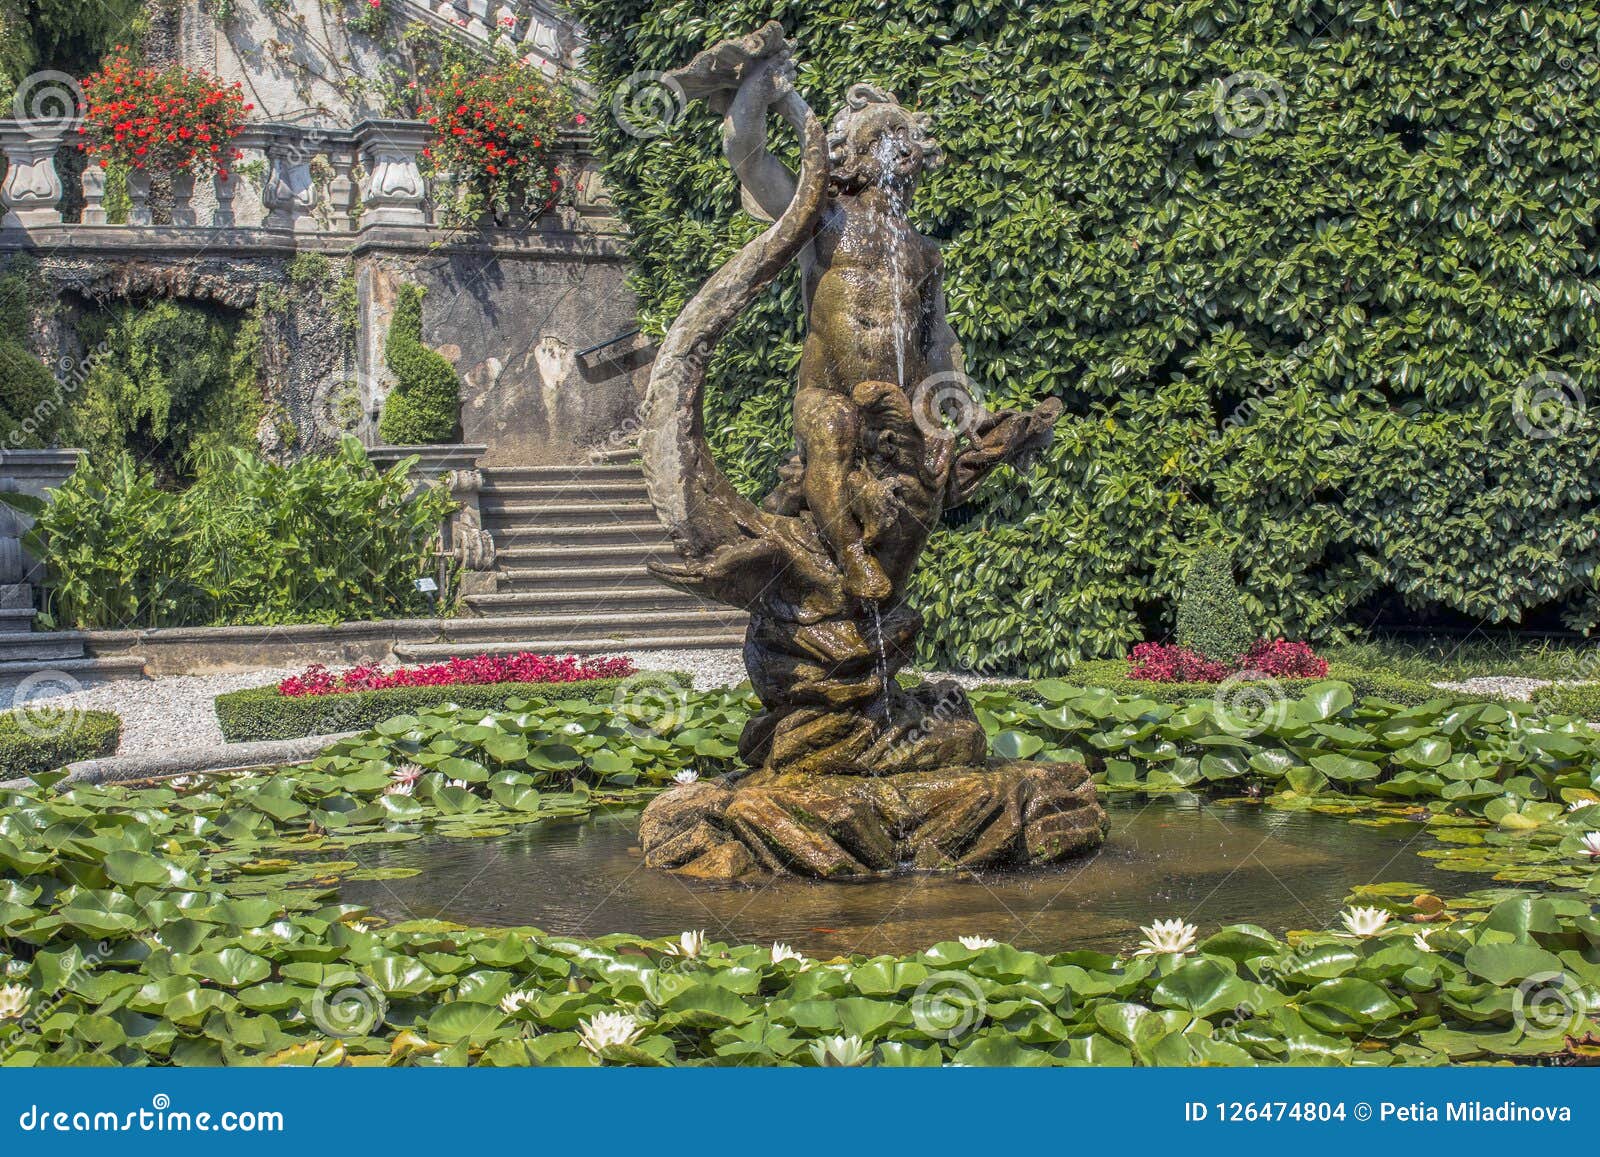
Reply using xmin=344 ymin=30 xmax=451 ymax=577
xmin=571 ymin=0 xmax=1600 ymax=675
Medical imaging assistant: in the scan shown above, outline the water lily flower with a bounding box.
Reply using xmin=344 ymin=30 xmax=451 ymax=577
xmin=578 ymin=1011 xmax=643 ymax=1055
xmin=0 ymin=983 xmax=31 ymax=1019
xmin=1412 ymin=931 xmax=1433 ymax=952
xmin=809 ymin=1034 xmax=872 ymax=1067
xmin=1134 ymin=918 xmax=1197 ymax=956
xmin=666 ymin=929 xmax=705 ymax=957
xmin=447 ymin=779 xmax=470 ymax=790
xmin=1583 ymin=833 xmax=1600 ymax=859
xmin=771 ymin=942 xmax=804 ymax=964
xmin=499 ymin=988 xmax=534 ymax=1014
xmin=1340 ymin=906 xmax=1391 ymax=937
xmin=391 ymin=764 xmax=425 ymax=784
xmin=383 ymin=780 xmax=415 ymax=796
xmin=958 ymin=936 xmax=998 ymax=950
xmin=346 ymin=920 xmax=373 ymax=934
xmin=673 ymin=769 xmax=699 ymax=786
xmin=1568 ymin=800 xmax=1596 ymax=813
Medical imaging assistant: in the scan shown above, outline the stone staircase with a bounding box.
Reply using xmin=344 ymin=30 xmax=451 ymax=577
xmin=392 ymin=450 xmax=747 ymax=662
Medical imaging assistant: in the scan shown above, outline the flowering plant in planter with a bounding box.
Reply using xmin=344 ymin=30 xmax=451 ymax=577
xmin=78 ymin=49 xmax=250 ymax=178
xmin=277 ymin=652 xmax=635 ymax=697
xmin=419 ymin=47 xmax=576 ymax=227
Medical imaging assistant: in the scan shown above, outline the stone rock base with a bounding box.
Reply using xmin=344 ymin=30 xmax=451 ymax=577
xmin=639 ymin=760 xmax=1107 ymax=880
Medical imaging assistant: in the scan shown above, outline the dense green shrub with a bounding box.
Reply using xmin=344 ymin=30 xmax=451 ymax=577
xmin=0 ymin=709 xmax=120 ymax=776
xmin=16 ymin=438 xmax=453 ymax=628
xmin=215 ymin=672 xmax=690 ymax=742
xmin=1531 ymin=682 xmax=1600 ymax=721
xmin=0 ymin=260 xmax=65 ymax=450
xmin=378 ymin=284 xmax=460 ymax=444
xmin=68 ymin=298 xmax=263 ymax=482
xmin=1175 ymin=547 xmax=1253 ymax=662
xmin=572 ymin=1 xmax=1600 ymax=675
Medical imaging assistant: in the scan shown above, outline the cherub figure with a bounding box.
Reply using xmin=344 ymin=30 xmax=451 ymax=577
xmin=696 ymin=38 xmax=964 ymax=600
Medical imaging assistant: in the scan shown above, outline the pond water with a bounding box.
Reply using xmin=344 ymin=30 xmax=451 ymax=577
xmin=338 ymin=795 xmax=1469 ymax=957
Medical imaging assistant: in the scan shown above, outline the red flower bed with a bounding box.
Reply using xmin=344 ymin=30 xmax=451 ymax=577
xmin=277 ymin=653 xmax=635 ymax=697
xmin=78 ymin=49 xmax=250 ymax=177
xmin=418 ymin=52 xmax=573 ymax=225
xmin=1127 ymin=639 xmax=1327 ymax=683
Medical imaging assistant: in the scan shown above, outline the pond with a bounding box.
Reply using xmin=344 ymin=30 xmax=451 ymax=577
xmin=338 ymin=794 xmax=1471 ymax=957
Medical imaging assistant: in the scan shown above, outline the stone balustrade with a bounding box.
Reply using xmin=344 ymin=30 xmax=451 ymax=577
xmin=0 ymin=118 xmax=612 ymax=238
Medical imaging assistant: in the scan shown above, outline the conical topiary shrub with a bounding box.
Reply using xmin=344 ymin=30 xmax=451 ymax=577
xmin=378 ymin=283 xmax=460 ymax=445
xmin=1175 ymin=546 xmax=1254 ymax=664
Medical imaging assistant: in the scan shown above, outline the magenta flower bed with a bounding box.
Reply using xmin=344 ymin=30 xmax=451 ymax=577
xmin=1128 ymin=639 xmax=1328 ymax=684
xmin=277 ymin=653 xmax=636 ymax=698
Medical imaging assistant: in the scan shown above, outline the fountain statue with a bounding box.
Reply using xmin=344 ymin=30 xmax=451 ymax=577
xmin=636 ymin=22 xmax=1108 ymax=878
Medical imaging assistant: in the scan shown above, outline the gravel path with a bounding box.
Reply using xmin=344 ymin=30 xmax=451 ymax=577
xmin=1429 ymin=675 xmax=1553 ymax=701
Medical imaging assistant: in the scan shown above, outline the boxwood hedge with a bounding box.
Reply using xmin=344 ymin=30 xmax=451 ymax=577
xmin=213 ymin=673 xmax=693 ymax=742
xmin=0 ymin=709 xmax=121 ymax=776
xmin=1531 ymin=682 xmax=1600 ymax=721
xmin=573 ymin=0 xmax=1600 ymax=675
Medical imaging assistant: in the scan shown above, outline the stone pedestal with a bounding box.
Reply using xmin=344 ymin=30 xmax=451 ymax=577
xmin=640 ymin=758 xmax=1106 ymax=880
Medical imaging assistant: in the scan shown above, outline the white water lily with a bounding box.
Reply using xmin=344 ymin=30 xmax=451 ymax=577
xmin=1412 ymin=931 xmax=1433 ymax=952
xmin=673 ymin=769 xmax=699 ymax=786
xmin=1134 ymin=918 xmax=1197 ymax=956
xmin=578 ymin=1011 xmax=644 ymax=1055
xmin=446 ymin=779 xmax=471 ymax=790
xmin=958 ymin=936 xmax=998 ymax=950
xmin=346 ymin=920 xmax=373 ymax=934
xmin=499 ymin=988 xmax=535 ymax=1014
xmin=0 ymin=983 xmax=31 ymax=1019
xmin=390 ymin=763 xmax=425 ymax=784
xmin=666 ymin=929 xmax=705 ymax=957
xmin=1340 ymin=906 xmax=1391 ymax=937
xmin=1568 ymin=800 xmax=1596 ymax=813
xmin=1580 ymin=832 xmax=1600 ymax=859
xmin=383 ymin=780 xmax=415 ymax=796
xmin=809 ymin=1034 xmax=872 ymax=1067
xmin=770 ymin=942 xmax=805 ymax=965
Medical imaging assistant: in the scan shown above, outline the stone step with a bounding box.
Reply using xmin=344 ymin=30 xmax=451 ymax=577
xmin=420 ymin=607 xmax=747 ymax=644
xmin=480 ymin=463 xmax=643 ymax=485
xmin=0 ymin=631 xmax=88 ymax=663
xmin=587 ymin=444 xmax=643 ymax=465
xmin=394 ymin=631 xmax=745 ymax=664
xmin=465 ymin=586 xmax=714 ymax=616
xmin=478 ymin=479 xmax=650 ymax=504
xmin=495 ymin=543 xmax=669 ymax=570
xmin=0 ymin=654 xmax=146 ymax=691
xmin=0 ymin=607 xmax=37 ymax=633
xmin=480 ymin=499 xmax=660 ymax=528
xmin=498 ymin=564 xmax=663 ymax=592
xmin=487 ymin=522 xmax=669 ymax=548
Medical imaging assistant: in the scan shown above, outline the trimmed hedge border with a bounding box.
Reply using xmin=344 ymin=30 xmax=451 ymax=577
xmin=1532 ymin=682 xmax=1600 ymax=721
xmin=983 ymin=660 xmax=1517 ymax=709
xmin=0 ymin=710 xmax=121 ymax=777
xmin=213 ymin=673 xmax=692 ymax=742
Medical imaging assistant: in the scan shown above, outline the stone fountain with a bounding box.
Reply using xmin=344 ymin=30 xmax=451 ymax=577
xmin=636 ymin=23 xmax=1107 ymax=879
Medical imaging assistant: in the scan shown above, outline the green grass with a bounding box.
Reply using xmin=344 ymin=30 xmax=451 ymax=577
xmin=1323 ymin=634 xmax=1599 ymax=682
